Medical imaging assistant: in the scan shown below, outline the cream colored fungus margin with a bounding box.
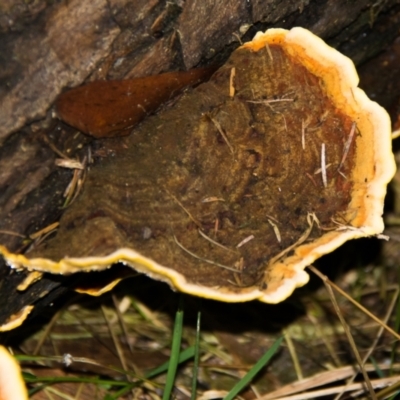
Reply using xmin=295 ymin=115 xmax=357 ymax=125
xmin=0 ymin=27 xmax=395 ymax=306
xmin=0 ymin=346 xmax=28 ymax=400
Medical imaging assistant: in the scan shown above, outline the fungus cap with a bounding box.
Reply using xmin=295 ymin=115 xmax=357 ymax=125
xmin=0 ymin=27 xmax=395 ymax=304
xmin=0 ymin=305 xmax=34 ymax=332
xmin=0 ymin=346 xmax=28 ymax=400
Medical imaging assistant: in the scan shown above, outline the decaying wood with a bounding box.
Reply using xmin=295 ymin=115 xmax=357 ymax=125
xmin=1 ymin=0 xmax=400 ymax=327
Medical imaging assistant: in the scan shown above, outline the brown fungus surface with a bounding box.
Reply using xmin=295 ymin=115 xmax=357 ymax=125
xmin=0 ymin=28 xmax=395 ymax=303
xmin=55 ymin=67 xmax=217 ymax=138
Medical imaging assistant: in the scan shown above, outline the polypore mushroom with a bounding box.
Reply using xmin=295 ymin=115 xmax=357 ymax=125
xmin=0 ymin=346 xmax=28 ymax=400
xmin=0 ymin=27 xmax=395 ymax=304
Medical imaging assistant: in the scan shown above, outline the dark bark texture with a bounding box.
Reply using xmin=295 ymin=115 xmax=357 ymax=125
xmin=1 ymin=0 xmax=400 ymax=328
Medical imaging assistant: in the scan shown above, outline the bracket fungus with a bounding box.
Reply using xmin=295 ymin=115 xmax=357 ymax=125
xmin=0 ymin=346 xmax=28 ymax=400
xmin=0 ymin=27 xmax=395 ymax=304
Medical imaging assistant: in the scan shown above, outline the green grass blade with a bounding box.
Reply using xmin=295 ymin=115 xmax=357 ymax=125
xmin=162 ymin=296 xmax=185 ymax=400
xmin=191 ymin=311 xmax=201 ymax=400
xmin=23 ymin=375 xmax=130 ymax=386
xmin=223 ymin=336 xmax=283 ymax=400
xmin=20 ymin=344 xmax=195 ymax=399
xmin=104 ymin=346 xmax=197 ymax=400
xmin=145 ymin=346 xmax=195 ymax=379
xmin=369 ymin=356 xmax=384 ymax=378
xmin=106 ymin=384 xmax=136 ymax=399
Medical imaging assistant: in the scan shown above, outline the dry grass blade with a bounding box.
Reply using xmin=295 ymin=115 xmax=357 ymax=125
xmin=67 ymin=307 xmax=119 ymax=357
xmin=111 ymin=295 xmax=143 ymax=379
xmin=62 ymin=156 xmax=87 ymax=207
xmin=198 ymin=390 xmax=229 ymax=400
xmin=229 ymin=67 xmax=236 ymax=97
xmin=269 ymin=213 xmax=316 ymax=266
xmin=376 ymin=377 xmax=400 ymax=399
xmin=173 ymin=235 xmax=241 ymax=273
xmin=0 ymin=230 xmax=25 ymax=238
xmin=265 ymin=42 xmax=273 ymax=61
xmin=198 ymin=229 xmax=237 ymax=253
xmin=267 ymin=219 xmax=281 ymax=243
xmin=55 ymin=158 xmax=84 ymax=169
xmin=42 ymin=135 xmax=70 ymax=159
xmin=306 ymin=265 xmax=400 ymax=400
xmin=392 ymin=129 xmax=400 ymax=139
xmin=333 ymin=287 xmax=399 ymax=400
xmin=337 ymin=121 xmax=356 ymax=172
xmin=259 ymin=364 xmax=400 ymax=400
xmin=111 ymin=295 xmax=134 ymax=354
xmin=301 ymin=119 xmax=306 ymax=150
xmin=210 ymin=117 xmax=235 ymax=155
xmin=307 ymin=309 xmax=342 ymax=367
xmin=166 ymin=189 xmax=201 ymax=227
xmin=29 ymin=222 xmax=59 ymax=240
xmin=247 ymin=99 xmax=294 ymax=105
xmin=236 ymin=235 xmax=255 ymax=248
xmin=321 ymin=143 xmax=327 ymax=187
xmin=259 ymin=376 xmax=400 ymax=400
xmin=307 ymin=265 xmax=400 ymax=341
xmin=283 ymin=328 xmax=303 ymax=380
xmin=101 ymin=305 xmax=130 ymax=375
xmin=321 ymin=275 xmax=376 ymax=399
xmin=32 ymin=310 xmax=62 ymax=356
